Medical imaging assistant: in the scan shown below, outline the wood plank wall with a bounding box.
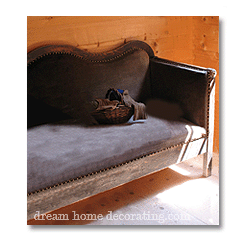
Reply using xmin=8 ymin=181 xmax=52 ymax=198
xmin=27 ymin=16 xmax=219 ymax=153
xmin=191 ymin=16 xmax=219 ymax=153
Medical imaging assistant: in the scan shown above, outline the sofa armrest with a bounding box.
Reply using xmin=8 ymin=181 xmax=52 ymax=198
xmin=150 ymin=56 xmax=216 ymax=129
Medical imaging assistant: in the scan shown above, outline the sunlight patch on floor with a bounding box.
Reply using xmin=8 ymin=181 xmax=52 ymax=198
xmin=156 ymin=177 xmax=219 ymax=225
xmin=169 ymin=164 xmax=191 ymax=176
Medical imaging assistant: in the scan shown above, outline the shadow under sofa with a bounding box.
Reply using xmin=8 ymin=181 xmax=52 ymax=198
xmin=27 ymin=40 xmax=216 ymax=221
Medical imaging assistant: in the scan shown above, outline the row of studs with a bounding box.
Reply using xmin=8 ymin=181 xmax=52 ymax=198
xmin=206 ymin=69 xmax=217 ymax=135
xmin=27 ymin=135 xmax=206 ymax=196
xmin=151 ymin=57 xmax=216 ymax=136
xmin=27 ymin=49 xmax=214 ymax=196
xmin=27 ymin=47 xmax=146 ymax=67
xmin=27 ymin=45 xmax=149 ymax=196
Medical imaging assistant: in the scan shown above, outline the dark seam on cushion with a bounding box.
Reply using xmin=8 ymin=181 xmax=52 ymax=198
xmin=27 ymin=134 xmax=206 ymax=196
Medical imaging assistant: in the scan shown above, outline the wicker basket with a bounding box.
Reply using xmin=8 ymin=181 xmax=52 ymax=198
xmin=91 ymin=105 xmax=133 ymax=124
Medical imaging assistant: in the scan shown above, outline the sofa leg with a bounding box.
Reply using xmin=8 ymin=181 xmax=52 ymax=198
xmin=203 ymin=152 xmax=212 ymax=177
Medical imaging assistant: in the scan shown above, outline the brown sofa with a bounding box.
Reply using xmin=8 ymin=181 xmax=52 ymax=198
xmin=27 ymin=40 xmax=216 ymax=220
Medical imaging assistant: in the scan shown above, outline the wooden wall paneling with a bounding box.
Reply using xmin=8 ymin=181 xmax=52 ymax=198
xmin=193 ymin=16 xmax=219 ymax=26
xmin=27 ymin=16 xmax=193 ymax=61
xmin=28 ymin=16 xmax=167 ymax=52
xmin=27 ymin=16 xmax=219 ymax=153
xmin=27 ymin=16 xmax=191 ymax=53
xmin=192 ymin=16 xmax=219 ymax=153
xmin=146 ymin=35 xmax=193 ymax=63
xmin=193 ymin=26 xmax=218 ymax=54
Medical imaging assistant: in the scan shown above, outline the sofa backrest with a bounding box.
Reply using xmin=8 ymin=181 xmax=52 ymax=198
xmin=27 ymin=41 xmax=154 ymax=126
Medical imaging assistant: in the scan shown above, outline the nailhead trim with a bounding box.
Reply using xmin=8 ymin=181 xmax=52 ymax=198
xmin=27 ymin=135 xmax=206 ymax=196
xmin=27 ymin=47 xmax=147 ymax=67
xmin=27 ymin=44 xmax=216 ymax=197
xmin=206 ymin=69 xmax=216 ymax=135
xmin=151 ymin=57 xmax=216 ymax=136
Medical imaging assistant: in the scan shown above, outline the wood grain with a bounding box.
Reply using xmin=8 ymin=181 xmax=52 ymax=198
xmin=192 ymin=16 xmax=219 ymax=153
xmin=27 ymin=144 xmax=184 ymax=220
xmin=27 ymin=17 xmax=219 ymax=154
xmin=27 ymin=17 xmax=219 ymax=220
xmin=27 ymin=136 xmax=209 ymax=221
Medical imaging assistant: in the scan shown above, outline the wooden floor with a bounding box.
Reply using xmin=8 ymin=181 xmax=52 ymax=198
xmin=27 ymin=153 xmax=219 ymax=225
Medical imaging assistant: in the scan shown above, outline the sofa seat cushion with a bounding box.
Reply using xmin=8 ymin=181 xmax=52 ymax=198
xmin=27 ymin=116 xmax=205 ymax=193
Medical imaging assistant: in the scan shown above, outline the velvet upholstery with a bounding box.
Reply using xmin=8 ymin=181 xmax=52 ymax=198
xmin=28 ymin=50 xmax=151 ymax=127
xmin=27 ymin=115 xmax=205 ymax=193
xmin=27 ymin=41 xmax=215 ymax=197
xmin=150 ymin=57 xmax=209 ymax=127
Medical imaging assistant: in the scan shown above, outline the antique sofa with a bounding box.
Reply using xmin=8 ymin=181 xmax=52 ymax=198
xmin=27 ymin=40 xmax=216 ymax=220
